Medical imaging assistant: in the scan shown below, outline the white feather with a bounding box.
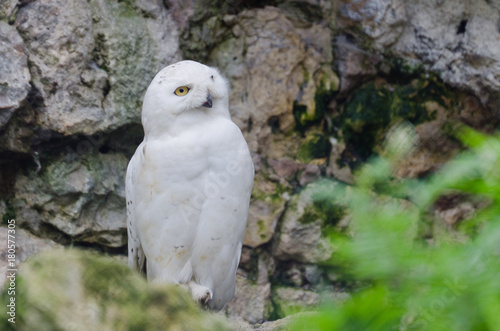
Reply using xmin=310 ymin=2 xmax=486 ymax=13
xmin=127 ymin=60 xmax=254 ymax=310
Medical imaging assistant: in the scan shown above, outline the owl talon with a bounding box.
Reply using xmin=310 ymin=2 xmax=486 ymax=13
xmin=189 ymin=281 xmax=213 ymax=307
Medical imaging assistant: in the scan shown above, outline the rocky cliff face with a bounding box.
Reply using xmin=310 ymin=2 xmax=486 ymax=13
xmin=1 ymin=0 xmax=499 ymax=324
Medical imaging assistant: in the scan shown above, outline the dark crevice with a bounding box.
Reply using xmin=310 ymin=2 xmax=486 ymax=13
xmin=73 ymin=240 xmax=128 ymax=256
xmin=247 ymin=116 xmax=253 ymax=133
xmin=21 ymin=220 xmax=128 ymax=255
xmin=268 ymin=116 xmax=281 ymax=133
xmin=98 ymin=145 xmax=111 ymax=154
xmin=457 ymin=19 xmax=468 ymax=34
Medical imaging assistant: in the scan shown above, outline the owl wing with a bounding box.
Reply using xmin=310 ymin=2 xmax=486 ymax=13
xmin=126 ymin=142 xmax=147 ymax=274
xmin=188 ymin=120 xmax=254 ymax=310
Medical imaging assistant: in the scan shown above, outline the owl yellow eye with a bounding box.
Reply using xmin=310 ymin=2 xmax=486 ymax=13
xmin=174 ymin=86 xmax=190 ymax=96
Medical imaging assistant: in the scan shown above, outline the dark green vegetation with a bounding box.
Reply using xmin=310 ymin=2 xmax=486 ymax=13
xmin=335 ymin=76 xmax=456 ymax=165
xmin=291 ymin=127 xmax=500 ymax=330
xmin=294 ymin=80 xmax=337 ymax=133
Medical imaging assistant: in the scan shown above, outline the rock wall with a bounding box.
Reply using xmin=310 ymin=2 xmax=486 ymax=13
xmin=1 ymin=0 xmax=500 ymax=323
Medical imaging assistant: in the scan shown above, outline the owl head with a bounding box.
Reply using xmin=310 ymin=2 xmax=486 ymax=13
xmin=141 ymin=60 xmax=230 ymax=137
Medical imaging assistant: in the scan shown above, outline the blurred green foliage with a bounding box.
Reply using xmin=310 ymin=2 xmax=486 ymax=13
xmin=292 ymin=125 xmax=500 ymax=330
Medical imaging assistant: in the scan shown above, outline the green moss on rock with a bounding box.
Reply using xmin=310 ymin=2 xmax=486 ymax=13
xmin=89 ymin=0 xmax=158 ymax=123
xmin=294 ymin=78 xmax=338 ymax=132
xmin=336 ymin=75 xmax=457 ymax=164
xmin=297 ymin=132 xmax=332 ymax=163
xmin=1 ymin=200 xmax=16 ymax=225
xmin=274 ymin=180 xmax=346 ymax=263
xmin=271 ymin=287 xmax=319 ymax=319
xmin=296 ymin=179 xmax=346 ymax=228
xmin=0 ymin=249 xmax=230 ymax=331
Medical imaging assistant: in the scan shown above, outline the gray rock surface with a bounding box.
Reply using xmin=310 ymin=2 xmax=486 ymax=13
xmin=13 ymin=152 xmax=128 ymax=247
xmin=0 ymin=226 xmax=61 ymax=288
xmin=0 ymin=21 xmax=31 ymax=127
xmin=226 ymin=275 xmax=272 ymax=324
xmin=14 ymin=0 xmax=179 ymax=136
xmin=393 ymin=0 xmax=500 ymax=109
xmin=0 ymin=0 xmax=17 ymax=19
xmin=273 ymin=287 xmax=319 ymax=316
xmin=274 ymin=181 xmax=341 ymax=263
xmin=211 ymin=6 xmax=338 ymax=155
xmin=230 ymin=313 xmax=310 ymax=331
xmin=15 ymin=0 xmax=98 ymax=135
xmin=339 ymin=0 xmax=406 ymax=48
xmin=339 ymin=0 xmax=500 ymax=113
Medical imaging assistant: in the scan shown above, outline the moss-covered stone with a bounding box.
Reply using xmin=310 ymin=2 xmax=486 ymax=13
xmin=89 ymin=0 xmax=159 ymax=124
xmin=297 ymin=195 xmax=346 ymax=238
xmin=271 ymin=287 xmax=319 ymax=319
xmin=0 ymin=249 xmax=230 ymax=331
xmin=294 ymin=76 xmax=339 ymax=132
xmin=245 ymin=174 xmax=289 ymax=247
xmin=1 ymin=200 xmax=15 ymax=225
xmin=180 ymin=14 xmax=232 ymax=63
xmin=335 ymin=75 xmax=458 ymax=165
xmin=13 ymin=151 xmax=128 ymax=247
xmin=274 ymin=180 xmax=345 ymax=263
xmin=297 ymin=131 xmax=332 ymax=163
xmin=226 ymin=275 xmax=272 ymax=324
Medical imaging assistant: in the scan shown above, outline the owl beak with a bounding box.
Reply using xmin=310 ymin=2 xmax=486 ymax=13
xmin=202 ymin=93 xmax=213 ymax=108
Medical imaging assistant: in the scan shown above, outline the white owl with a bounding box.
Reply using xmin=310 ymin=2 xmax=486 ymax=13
xmin=126 ymin=60 xmax=254 ymax=310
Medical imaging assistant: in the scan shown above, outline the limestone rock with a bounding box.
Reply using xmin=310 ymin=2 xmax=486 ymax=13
xmin=339 ymin=0 xmax=406 ymax=48
xmin=0 ymin=226 xmax=61 ymax=288
xmin=256 ymin=250 xmax=276 ymax=285
xmin=273 ymin=287 xmax=319 ymax=317
xmin=256 ymin=313 xmax=315 ymax=331
xmin=299 ymin=164 xmax=322 ymax=186
xmin=15 ymin=0 xmax=97 ymax=135
xmin=230 ymin=312 xmax=310 ymax=331
xmin=13 ymin=152 xmax=128 ymax=247
xmin=339 ymin=0 xmax=500 ymax=116
xmin=335 ymin=35 xmax=380 ymax=96
xmin=237 ymin=247 xmax=276 ymax=289
xmin=433 ymin=194 xmax=478 ymax=228
xmin=268 ymin=158 xmax=303 ymax=182
xmin=231 ymin=312 xmax=313 ymax=331
xmin=244 ymin=174 xmax=289 ymax=248
xmin=210 ymin=6 xmax=338 ymax=156
xmin=0 ymin=249 xmax=230 ymax=330
xmin=0 ymin=0 xmax=17 ymax=19
xmin=0 ymin=21 xmax=31 ymax=127
xmin=332 ymin=75 xmax=467 ymax=170
xmin=393 ymin=1 xmax=500 ymax=110
xmin=275 ymin=213 xmax=330 ymax=263
xmin=245 ymin=199 xmax=286 ymax=248
xmin=276 ymin=262 xmax=323 ymax=288
xmin=263 ymin=157 xmax=322 ymax=187
xmin=14 ymin=0 xmax=179 ymax=136
xmin=89 ymin=0 xmax=180 ymax=130
xmin=225 ymin=275 xmax=272 ymax=324
xmin=274 ymin=180 xmax=344 ymax=263
xmin=326 ymin=138 xmax=354 ymax=184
